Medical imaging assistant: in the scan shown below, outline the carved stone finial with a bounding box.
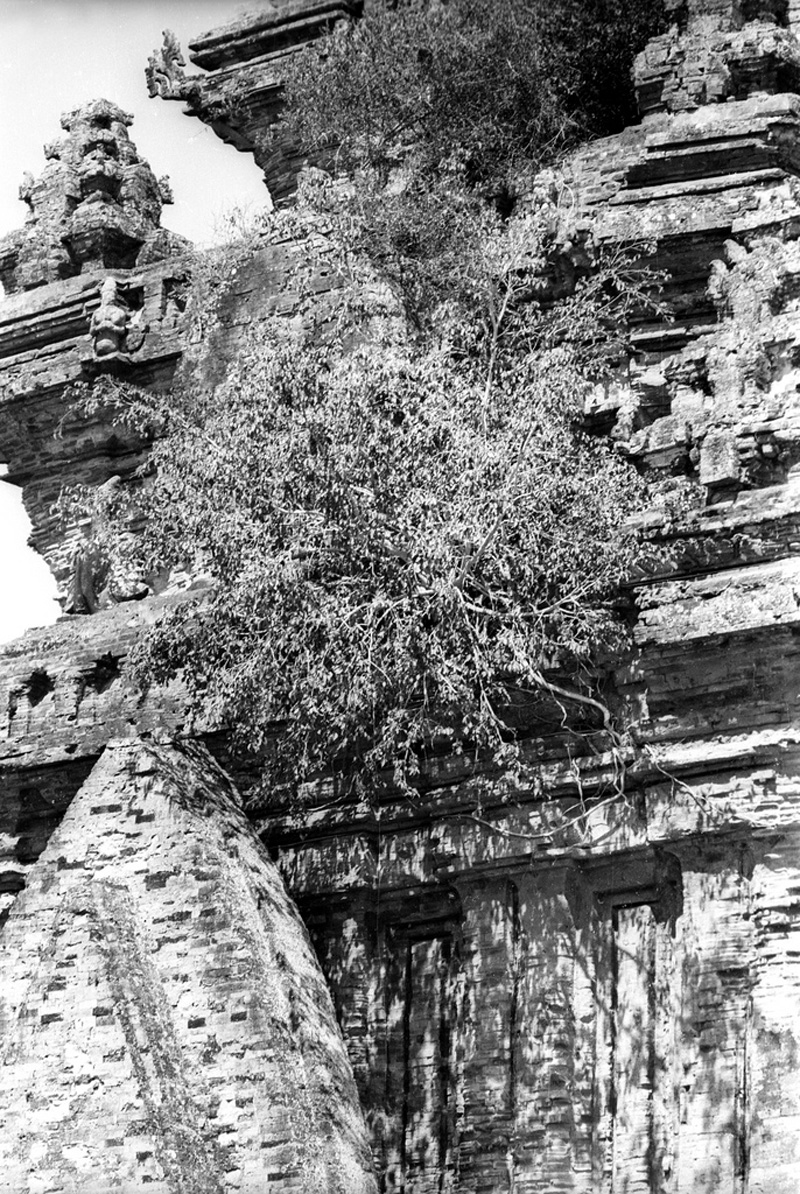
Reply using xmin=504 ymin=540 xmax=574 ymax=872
xmin=0 ymin=98 xmax=189 ymax=295
xmin=146 ymin=30 xmax=194 ymax=101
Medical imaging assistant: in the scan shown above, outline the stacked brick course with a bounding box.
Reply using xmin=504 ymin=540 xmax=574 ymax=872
xmin=5 ymin=1 xmax=800 ymax=1191
xmin=0 ymin=102 xmax=190 ymax=598
xmin=0 ymin=738 xmax=376 ymax=1193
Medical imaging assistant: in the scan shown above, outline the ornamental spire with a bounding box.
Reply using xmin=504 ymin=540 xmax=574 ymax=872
xmin=0 ymin=98 xmax=185 ymax=295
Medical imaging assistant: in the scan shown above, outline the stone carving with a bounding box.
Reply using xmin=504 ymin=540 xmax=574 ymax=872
xmin=65 ymin=478 xmax=151 ymax=615
xmin=145 ymin=29 xmax=197 ymax=102
xmin=90 ymin=278 xmax=130 ymax=357
xmin=17 ymin=171 xmax=34 ymax=207
xmin=0 ymin=99 xmax=188 ymax=295
xmin=67 ymin=546 xmax=150 ymax=618
xmin=157 ymin=173 xmax=174 ymax=204
xmin=82 ymin=277 xmax=148 ymax=371
xmin=66 ymin=540 xmax=103 ymax=615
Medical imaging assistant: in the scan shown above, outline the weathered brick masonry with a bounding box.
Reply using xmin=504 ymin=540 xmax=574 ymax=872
xmin=0 ymin=95 xmax=376 ymax=1194
xmin=4 ymin=1 xmax=800 ymax=1191
xmin=0 ymin=739 xmax=376 ymax=1193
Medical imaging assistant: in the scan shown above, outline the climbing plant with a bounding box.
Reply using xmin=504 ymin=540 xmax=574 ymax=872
xmin=68 ymin=216 xmax=652 ymax=801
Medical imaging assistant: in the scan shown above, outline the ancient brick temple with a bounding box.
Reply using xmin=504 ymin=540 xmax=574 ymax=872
xmin=3 ymin=1 xmax=800 ymax=1191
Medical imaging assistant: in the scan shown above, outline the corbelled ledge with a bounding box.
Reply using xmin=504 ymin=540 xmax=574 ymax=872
xmin=147 ymin=1 xmax=361 ymax=204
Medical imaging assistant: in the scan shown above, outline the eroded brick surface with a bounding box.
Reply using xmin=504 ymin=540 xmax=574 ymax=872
xmin=0 ymin=738 xmax=377 ymax=1194
xmin=4 ymin=2 xmax=800 ymax=1191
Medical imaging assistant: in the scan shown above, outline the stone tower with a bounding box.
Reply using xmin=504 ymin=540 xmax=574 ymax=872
xmin=3 ymin=2 xmax=800 ymax=1192
xmin=0 ymin=102 xmax=191 ymax=604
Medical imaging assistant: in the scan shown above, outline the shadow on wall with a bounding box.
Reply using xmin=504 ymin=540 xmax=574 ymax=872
xmin=300 ymin=836 xmax=769 ymax=1194
xmin=0 ymin=477 xmax=60 ymax=643
xmin=0 ymin=709 xmax=783 ymax=1190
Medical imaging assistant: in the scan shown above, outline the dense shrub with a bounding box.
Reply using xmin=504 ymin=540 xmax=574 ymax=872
xmin=270 ymin=0 xmax=666 ymax=328
xmin=276 ymin=0 xmax=668 ymax=186
xmin=66 ymin=1 xmax=663 ymax=800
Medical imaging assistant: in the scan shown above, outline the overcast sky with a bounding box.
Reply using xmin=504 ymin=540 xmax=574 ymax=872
xmin=0 ymin=0 xmax=271 ymax=643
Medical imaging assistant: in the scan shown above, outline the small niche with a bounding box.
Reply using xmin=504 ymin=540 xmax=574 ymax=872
xmin=161 ymin=276 xmax=188 ymax=317
xmin=118 ymin=284 xmax=145 ymax=312
xmin=27 ymin=670 xmax=54 ymax=707
xmin=86 ymin=653 xmax=121 ymax=695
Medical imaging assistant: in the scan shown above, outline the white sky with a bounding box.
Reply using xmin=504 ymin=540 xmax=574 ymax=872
xmin=0 ymin=0 xmax=271 ymax=644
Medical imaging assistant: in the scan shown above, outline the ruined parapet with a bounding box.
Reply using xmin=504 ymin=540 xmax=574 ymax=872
xmin=567 ymin=0 xmax=800 ymax=496
xmin=147 ymin=2 xmax=361 ymax=206
xmin=0 ymin=102 xmax=191 ymax=605
xmin=0 ymin=737 xmax=377 ymax=1194
xmin=636 ymin=0 xmax=800 ymax=116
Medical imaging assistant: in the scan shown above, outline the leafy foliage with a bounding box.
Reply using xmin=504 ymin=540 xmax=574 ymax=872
xmin=71 ymin=203 xmax=648 ymax=799
xmin=275 ymin=0 xmax=667 ymax=186
xmin=269 ymin=0 xmax=666 ymax=329
xmin=534 ymin=0 xmax=670 ymax=137
xmin=64 ymin=1 xmax=663 ymax=801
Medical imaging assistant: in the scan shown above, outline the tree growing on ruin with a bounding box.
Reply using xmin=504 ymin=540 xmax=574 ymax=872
xmin=67 ymin=0 xmax=663 ymax=802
